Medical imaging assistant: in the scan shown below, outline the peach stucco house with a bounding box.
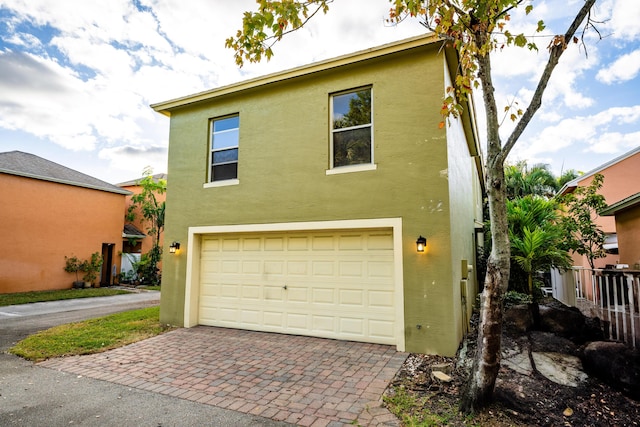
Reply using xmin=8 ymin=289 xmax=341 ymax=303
xmin=559 ymin=146 xmax=640 ymax=269
xmin=0 ymin=151 xmax=131 ymax=293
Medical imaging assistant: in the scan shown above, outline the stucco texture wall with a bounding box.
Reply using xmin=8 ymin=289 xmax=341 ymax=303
xmin=615 ymin=206 xmax=640 ymax=268
xmin=0 ymin=174 xmax=126 ymax=293
xmin=160 ymin=44 xmax=480 ymax=355
xmin=572 ymin=151 xmax=640 ymax=268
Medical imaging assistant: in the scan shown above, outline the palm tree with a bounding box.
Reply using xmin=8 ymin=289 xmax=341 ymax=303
xmin=507 ymin=196 xmax=571 ymax=295
xmin=511 ymin=226 xmax=572 ymax=295
xmin=505 ymin=161 xmax=559 ymax=200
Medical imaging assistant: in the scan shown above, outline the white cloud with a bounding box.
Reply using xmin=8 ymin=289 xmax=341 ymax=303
xmin=587 ymin=131 xmax=640 ymax=154
xmin=512 ymin=105 xmax=640 ymax=161
xmin=599 ymin=0 xmax=640 ymax=41
xmin=596 ymin=49 xmax=640 ymax=84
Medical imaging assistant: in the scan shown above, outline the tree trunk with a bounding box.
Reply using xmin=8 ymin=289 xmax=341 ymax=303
xmin=460 ymin=27 xmax=511 ymax=414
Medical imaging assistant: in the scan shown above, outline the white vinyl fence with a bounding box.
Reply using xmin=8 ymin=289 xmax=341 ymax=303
xmin=552 ymin=267 xmax=640 ymax=349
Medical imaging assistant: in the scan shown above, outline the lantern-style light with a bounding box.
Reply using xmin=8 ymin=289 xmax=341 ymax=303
xmin=416 ymin=236 xmax=427 ymax=253
xmin=169 ymin=241 xmax=180 ymax=254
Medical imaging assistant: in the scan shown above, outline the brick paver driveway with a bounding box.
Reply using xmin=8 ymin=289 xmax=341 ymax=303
xmin=41 ymin=326 xmax=407 ymax=426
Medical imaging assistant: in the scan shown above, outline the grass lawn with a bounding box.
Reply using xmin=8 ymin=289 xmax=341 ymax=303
xmin=9 ymin=306 xmax=172 ymax=362
xmin=0 ymin=288 xmax=132 ymax=307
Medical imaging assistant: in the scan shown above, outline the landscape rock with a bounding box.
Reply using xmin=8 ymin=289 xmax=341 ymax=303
xmin=532 ymin=352 xmax=588 ymax=387
xmin=538 ymin=304 xmax=584 ymax=337
xmin=430 ymin=362 xmax=453 ymax=375
xmin=582 ymin=341 xmax=640 ymax=399
xmin=503 ymin=304 xmax=534 ymax=333
xmin=431 ymin=371 xmax=452 ymax=382
xmin=537 ymin=302 xmax=605 ymax=343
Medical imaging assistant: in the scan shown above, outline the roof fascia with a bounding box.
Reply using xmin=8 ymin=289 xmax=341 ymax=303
xmin=0 ymin=169 xmax=131 ymax=195
xmin=559 ymin=146 xmax=640 ymax=196
xmin=151 ymin=34 xmax=440 ymax=116
xmin=600 ymin=192 xmax=640 ymax=216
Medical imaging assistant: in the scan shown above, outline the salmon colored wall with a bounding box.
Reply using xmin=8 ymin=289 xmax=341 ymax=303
xmin=0 ymin=174 xmax=126 ymax=293
xmin=615 ymin=206 xmax=640 ymax=268
xmin=570 ymin=151 xmax=640 ymax=268
xmin=577 ymin=152 xmax=640 ymax=233
xmin=121 ymin=184 xmax=166 ymax=257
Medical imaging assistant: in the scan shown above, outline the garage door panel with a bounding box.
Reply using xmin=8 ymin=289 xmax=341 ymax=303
xmin=222 ymin=238 xmax=240 ymax=251
xmin=340 ymin=318 xmax=364 ymax=335
xmin=339 ymin=261 xmax=363 ymax=277
xmin=369 ymin=320 xmax=395 ymax=339
xmin=286 ymin=313 xmax=309 ymax=330
xmin=263 ymin=311 xmax=284 ymax=327
xmin=369 ymin=291 xmax=394 ymax=307
xmin=312 ymin=261 xmax=335 ymax=276
xmin=339 ymin=289 xmax=364 ymax=306
xmin=241 ymin=285 xmax=261 ymax=300
xmin=286 ymin=287 xmax=308 ymax=302
xmin=198 ymin=228 xmax=397 ymax=345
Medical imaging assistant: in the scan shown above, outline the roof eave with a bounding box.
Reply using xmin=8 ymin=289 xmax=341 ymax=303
xmin=0 ymin=169 xmax=132 ymax=195
xmin=151 ymin=33 xmax=440 ymax=116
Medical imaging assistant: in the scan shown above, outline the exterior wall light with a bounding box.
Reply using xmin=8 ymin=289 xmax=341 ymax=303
xmin=169 ymin=241 xmax=180 ymax=254
xmin=416 ymin=235 xmax=427 ymax=253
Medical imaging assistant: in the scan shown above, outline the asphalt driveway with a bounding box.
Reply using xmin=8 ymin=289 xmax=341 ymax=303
xmin=41 ymin=326 xmax=407 ymax=426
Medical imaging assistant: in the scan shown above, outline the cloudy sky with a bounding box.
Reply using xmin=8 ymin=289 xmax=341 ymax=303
xmin=0 ymin=0 xmax=638 ymax=185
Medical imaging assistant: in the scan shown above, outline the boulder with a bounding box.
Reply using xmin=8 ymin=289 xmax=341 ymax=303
xmin=538 ymin=304 xmax=584 ymax=336
xmin=504 ymin=304 xmax=534 ymax=333
xmin=582 ymin=341 xmax=640 ymax=399
xmin=537 ymin=303 xmax=603 ymax=344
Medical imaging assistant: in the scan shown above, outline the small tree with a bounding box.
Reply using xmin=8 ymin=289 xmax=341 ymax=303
xmin=64 ymin=256 xmax=84 ymax=283
xmin=507 ymin=196 xmax=571 ymax=295
xmin=559 ymin=173 xmax=607 ymax=269
xmin=81 ymin=252 xmax=104 ymax=286
xmin=126 ymin=167 xmax=166 ymax=286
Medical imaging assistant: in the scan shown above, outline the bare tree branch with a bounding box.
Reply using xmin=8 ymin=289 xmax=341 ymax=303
xmin=500 ymin=0 xmax=597 ymax=162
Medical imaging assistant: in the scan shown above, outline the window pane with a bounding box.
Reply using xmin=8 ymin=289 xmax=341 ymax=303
xmin=333 ymin=89 xmax=371 ymax=129
xmin=212 ymin=148 xmax=238 ymax=164
xmin=213 ymin=116 xmax=239 ymax=132
xmin=212 ymin=163 xmax=238 ymax=181
xmin=333 ymin=127 xmax=371 ymax=167
xmin=213 ymin=128 xmax=238 ymax=150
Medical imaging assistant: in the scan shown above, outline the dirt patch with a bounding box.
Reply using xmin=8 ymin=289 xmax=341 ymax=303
xmin=385 ymin=315 xmax=640 ymax=426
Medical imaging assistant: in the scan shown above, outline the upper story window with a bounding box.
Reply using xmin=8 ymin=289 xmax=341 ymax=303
xmin=331 ymin=87 xmax=372 ymax=169
xmin=210 ymin=114 xmax=239 ymax=182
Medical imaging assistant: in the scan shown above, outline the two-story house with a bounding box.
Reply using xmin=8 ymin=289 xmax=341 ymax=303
xmin=152 ymin=34 xmax=484 ymax=356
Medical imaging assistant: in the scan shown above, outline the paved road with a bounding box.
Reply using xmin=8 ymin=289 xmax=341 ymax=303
xmin=0 ymin=292 xmax=290 ymax=427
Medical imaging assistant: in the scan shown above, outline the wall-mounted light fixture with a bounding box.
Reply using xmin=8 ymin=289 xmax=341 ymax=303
xmin=416 ymin=235 xmax=427 ymax=253
xmin=169 ymin=241 xmax=181 ymax=254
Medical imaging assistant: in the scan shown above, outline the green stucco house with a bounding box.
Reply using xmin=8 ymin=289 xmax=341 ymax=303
xmin=152 ymin=34 xmax=484 ymax=356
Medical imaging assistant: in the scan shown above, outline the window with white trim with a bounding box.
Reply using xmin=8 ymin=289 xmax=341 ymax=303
xmin=210 ymin=114 xmax=239 ymax=182
xmin=331 ymin=87 xmax=372 ymax=168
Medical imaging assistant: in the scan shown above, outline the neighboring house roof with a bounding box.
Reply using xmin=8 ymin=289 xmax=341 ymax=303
xmin=151 ymin=34 xmax=441 ymax=115
xmin=558 ymin=146 xmax=640 ymax=196
xmin=116 ymin=173 xmax=167 ymax=187
xmin=0 ymin=151 xmax=130 ymax=195
xmin=600 ymin=191 xmax=640 ymax=216
xmin=123 ymin=223 xmax=147 ymax=239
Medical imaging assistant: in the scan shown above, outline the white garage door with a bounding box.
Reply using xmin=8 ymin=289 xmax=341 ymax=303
xmin=198 ymin=228 xmax=397 ymax=345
